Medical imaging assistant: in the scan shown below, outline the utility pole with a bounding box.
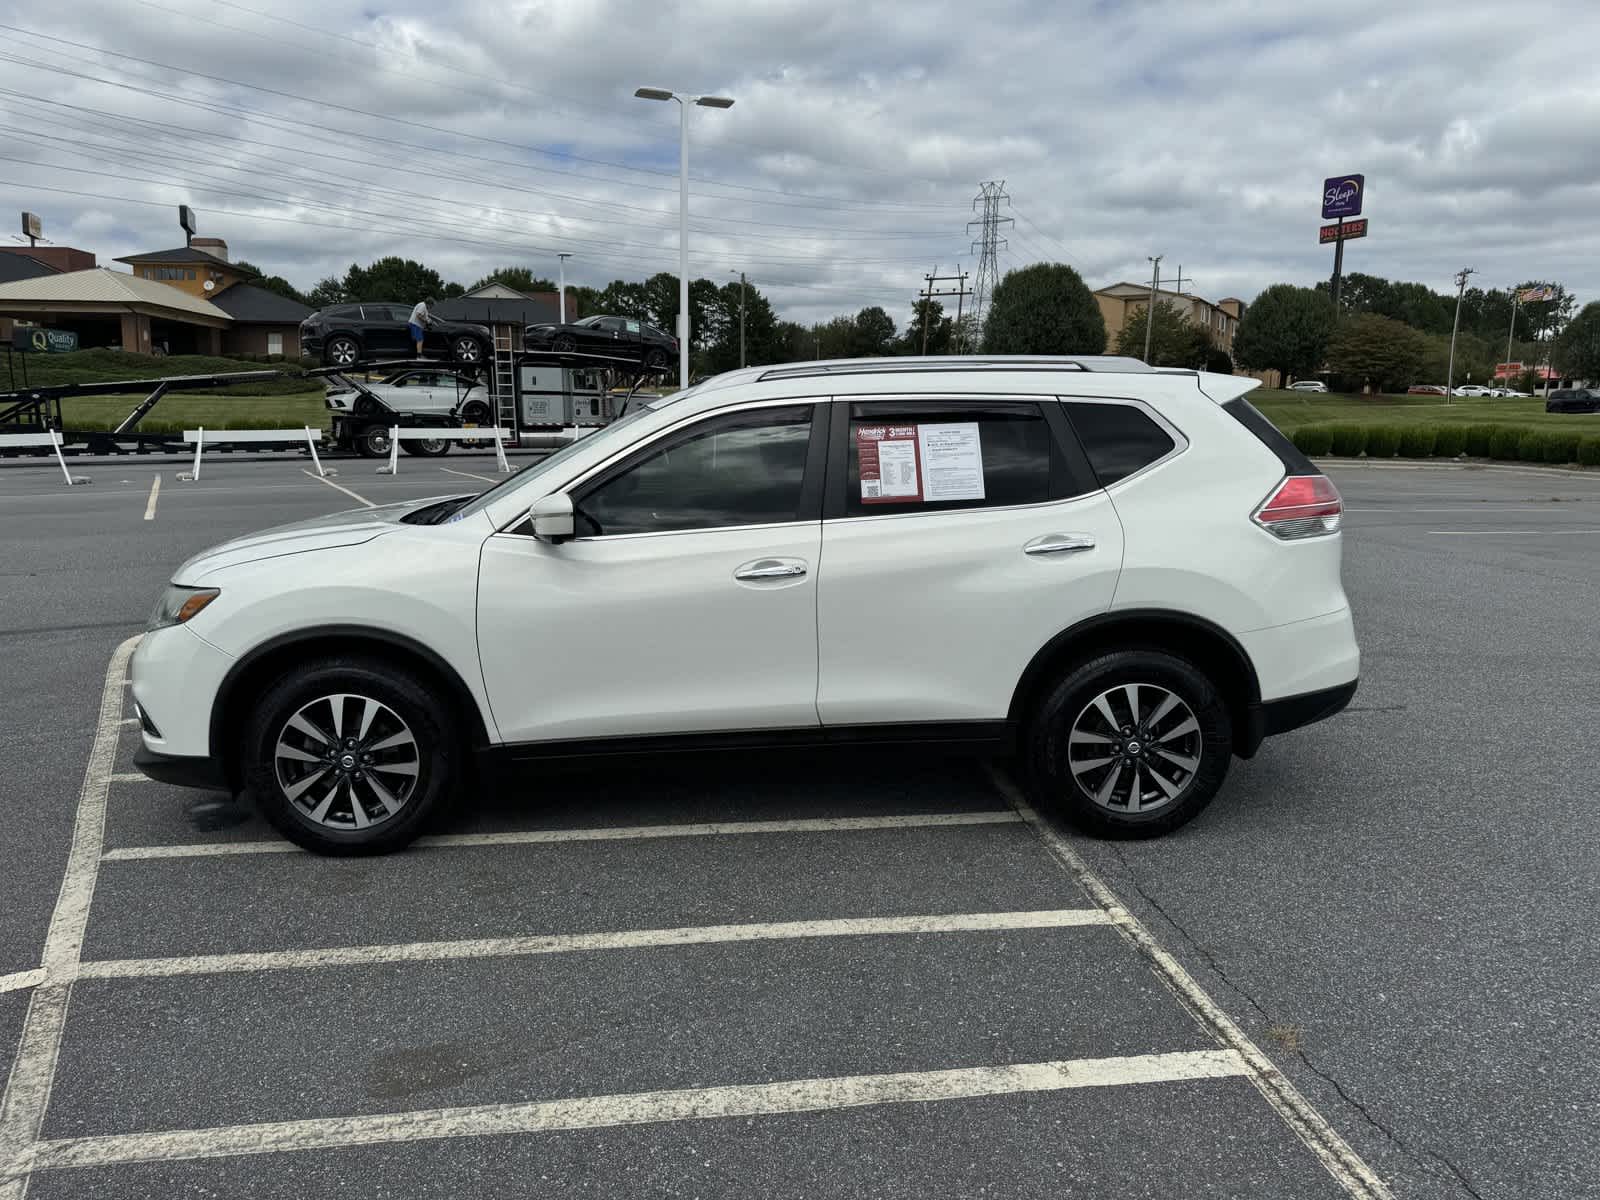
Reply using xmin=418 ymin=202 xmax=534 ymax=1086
xmin=1504 ymin=285 xmax=1521 ymax=388
xmin=738 ymin=271 xmax=746 ymax=368
xmin=557 ymin=252 xmax=572 ymax=323
xmin=1143 ymin=255 xmax=1163 ymax=363
xmin=1445 ymin=266 xmax=1476 ymax=404
xmin=917 ymin=268 xmax=972 ymax=356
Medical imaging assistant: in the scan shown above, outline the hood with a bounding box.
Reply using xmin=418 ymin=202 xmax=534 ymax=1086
xmin=174 ymin=495 xmax=471 ymax=581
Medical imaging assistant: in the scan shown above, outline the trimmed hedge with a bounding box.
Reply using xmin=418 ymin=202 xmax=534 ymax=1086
xmin=1288 ymin=420 xmax=1597 ymax=468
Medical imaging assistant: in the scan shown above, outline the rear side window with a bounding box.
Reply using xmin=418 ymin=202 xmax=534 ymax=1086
xmin=1220 ymin=398 xmax=1319 ymax=476
xmin=1063 ymin=402 xmax=1176 ymax=486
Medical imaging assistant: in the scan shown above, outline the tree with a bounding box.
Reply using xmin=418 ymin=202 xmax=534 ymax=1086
xmin=1232 ymin=284 xmax=1335 ymax=383
xmin=341 ymin=257 xmax=451 ymax=305
xmin=980 ymin=263 xmax=1105 ymax=355
xmin=468 ymin=267 xmax=557 ymax=295
xmin=848 ymin=306 xmax=897 ymax=358
xmin=901 ymin=298 xmax=954 ymax=355
xmin=305 ymin=275 xmax=347 ymax=309
xmin=700 ymin=279 xmax=779 ymax=374
xmin=1553 ymin=302 xmax=1600 ymax=382
xmin=233 ymin=261 xmax=307 ymax=306
xmin=1324 ymin=313 xmax=1429 ymax=393
xmin=1204 ymin=348 xmax=1234 ymax=375
xmin=1115 ymin=299 xmax=1211 ymax=367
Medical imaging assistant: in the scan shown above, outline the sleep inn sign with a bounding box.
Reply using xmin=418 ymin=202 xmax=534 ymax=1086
xmin=1322 ymin=175 xmax=1364 ymax=220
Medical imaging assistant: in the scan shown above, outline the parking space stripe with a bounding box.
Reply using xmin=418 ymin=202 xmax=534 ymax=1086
xmin=0 ymin=636 xmax=139 ymax=1200
xmin=74 ymin=909 xmax=1110 ymax=982
xmin=10 ymin=1048 xmax=1247 ymax=1174
xmin=141 ymin=476 xmax=159 ymax=521
xmin=1428 ymin=528 xmax=1600 ymax=536
xmin=107 ymin=774 xmax=148 ymax=785
xmin=98 ymin=810 xmax=1023 ymax=861
xmin=0 ymin=971 xmax=43 ymax=997
xmin=990 ymin=769 xmax=1394 ymax=1200
xmin=439 ymin=466 xmax=500 ymax=484
xmin=300 ymin=469 xmax=374 ymax=508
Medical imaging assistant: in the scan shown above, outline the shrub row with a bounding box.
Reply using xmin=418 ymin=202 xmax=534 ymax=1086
xmin=1292 ymin=423 xmax=1600 ymax=467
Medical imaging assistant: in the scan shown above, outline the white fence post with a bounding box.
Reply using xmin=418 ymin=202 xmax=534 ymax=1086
xmin=0 ymin=430 xmax=90 ymax=486
xmin=304 ymin=426 xmax=332 ymax=477
xmin=494 ymin=426 xmax=511 ymax=473
xmin=186 ymin=427 xmax=205 ymax=482
xmin=50 ymin=430 xmax=80 ymax=486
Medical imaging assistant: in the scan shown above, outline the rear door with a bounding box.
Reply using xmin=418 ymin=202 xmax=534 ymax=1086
xmin=363 ymin=305 xmax=411 ymax=355
xmin=815 ymin=396 xmax=1124 ymax=727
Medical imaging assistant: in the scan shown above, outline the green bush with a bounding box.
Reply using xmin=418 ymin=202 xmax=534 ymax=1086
xmin=1396 ymin=425 xmax=1438 ymax=458
xmin=1363 ymin=426 xmax=1401 ymax=458
xmin=1292 ymin=425 xmax=1333 ymax=455
xmin=1326 ymin=423 xmax=1368 ymax=457
xmin=1461 ymin=424 xmax=1496 ymax=456
xmin=1488 ymin=427 xmax=1523 ymax=460
xmin=1578 ymin=436 xmax=1600 ymax=467
xmin=1542 ymin=432 xmax=1582 ymax=464
xmin=1432 ymin=426 xmax=1466 ymax=457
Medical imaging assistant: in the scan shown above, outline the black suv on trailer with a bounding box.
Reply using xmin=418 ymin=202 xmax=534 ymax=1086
xmin=523 ymin=314 xmax=676 ymax=368
xmin=300 ymin=304 xmax=493 ymax=367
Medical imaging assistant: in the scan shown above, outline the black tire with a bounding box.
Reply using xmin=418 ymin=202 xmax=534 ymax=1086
xmin=452 ymin=335 xmax=485 ymax=364
xmin=1024 ymin=649 xmax=1232 ymax=838
xmin=457 ymin=401 xmax=492 ymax=448
xmin=355 ymin=423 xmax=391 ymax=458
xmin=552 ymin=333 xmax=577 ymax=353
xmin=644 ymin=347 xmax=668 ymax=369
xmin=324 ymin=335 xmax=361 ymax=367
xmin=243 ymin=657 xmax=459 ymax=854
xmin=402 ymin=437 xmax=450 ymax=457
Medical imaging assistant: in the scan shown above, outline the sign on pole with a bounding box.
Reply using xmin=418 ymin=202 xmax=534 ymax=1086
xmin=178 ymin=204 xmax=196 ymax=245
xmin=21 ymin=211 xmax=41 ymax=243
xmin=1319 ymin=218 xmax=1369 ymax=244
xmin=1321 ymin=175 xmax=1364 ymax=219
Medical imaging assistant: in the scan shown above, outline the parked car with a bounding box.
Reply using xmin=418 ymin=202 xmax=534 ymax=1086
xmin=1286 ymin=380 xmax=1328 ymax=393
xmin=1407 ymin=384 xmax=1449 ymax=396
xmin=131 ymin=356 xmax=1359 ymax=853
xmin=523 ymin=314 xmax=676 ymax=369
xmin=300 ymin=304 xmax=492 ymax=367
xmin=1545 ymin=388 xmax=1600 ymax=414
xmin=324 ymin=369 xmax=488 ymax=419
xmin=1453 ymin=384 xmax=1496 ymax=398
xmin=1504 ymin=390 xmax=1530 ymax=398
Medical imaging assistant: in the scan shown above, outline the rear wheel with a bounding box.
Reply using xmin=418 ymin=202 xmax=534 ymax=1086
xmin=243 ymin=657 xmax=459 ymax=854
xmin=457 ymin=400 xmax=492 ymax=449
xmin=452 ymin=335 xmax=484 ymax=364
xmin=552 ymin=333 xmax=576 ymax=353
xmin=644 ymin=347 xmax=668 ymax=369
xmin=1024 ymin=649 xmax=1232 ymax=838
xmin=355 ymin=423 xmax=392 ymax=458
xmin=324 ymin=335 xmax=360 ymax=367
xmin=402 ymin=437 xmax=450 ymax=457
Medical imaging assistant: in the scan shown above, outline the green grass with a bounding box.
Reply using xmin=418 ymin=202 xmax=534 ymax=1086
xmin=1251 ymin=389 xmax=1599 ymax=435
xmin=7 ymin=348 xmax=314 ymax=396
xmin=59 ymin=393 xmax=327 ymax=433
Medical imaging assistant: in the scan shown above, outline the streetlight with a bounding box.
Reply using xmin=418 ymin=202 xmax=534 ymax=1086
xmin=729 ymin=269 xmax=747 ymax=368
xmin=556 ymin=252 xmax=572 ymax=323
xmin=635 ymin=86 xmax=735 ymax=387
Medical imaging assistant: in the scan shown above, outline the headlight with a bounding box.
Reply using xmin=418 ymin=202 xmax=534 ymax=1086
xmin=148 ymin=585 xmax=220 ymax=631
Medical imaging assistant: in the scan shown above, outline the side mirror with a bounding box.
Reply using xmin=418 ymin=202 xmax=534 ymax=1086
xmin=529 ymin=492 xmax=575 ymax=543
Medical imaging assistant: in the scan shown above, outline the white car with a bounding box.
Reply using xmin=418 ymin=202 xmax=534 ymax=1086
xmin=324 ymin=369 xmax=489 ymax=419
xmin=1286 ymin=380 xmax=1328 ymax=393
xmin=132 ymin=357 xmax=1361 ymax=853
xmin=1452 ymin=384 xmax=1496 ymax=397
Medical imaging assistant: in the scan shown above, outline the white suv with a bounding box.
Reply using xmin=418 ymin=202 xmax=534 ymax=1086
xmin=132 ymin=357 xmax=1360 ymax=854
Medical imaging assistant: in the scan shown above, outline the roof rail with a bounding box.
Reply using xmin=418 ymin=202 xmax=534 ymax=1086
xmin=755 ymin=355 xmax=1160 ymax=383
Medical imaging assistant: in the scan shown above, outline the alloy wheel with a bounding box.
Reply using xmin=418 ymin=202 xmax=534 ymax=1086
xmin=454 ymin=338 xmax=482 ymax=362
xmin=329 ymin=340 xmax=358 ymax=366
xmin=273 ymin=694 xmax=421 ymax=831
xmin=1066 ymin=683 xmax=1202 ymax=815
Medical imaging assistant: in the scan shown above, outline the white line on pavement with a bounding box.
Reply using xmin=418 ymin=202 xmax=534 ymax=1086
xmin=301 ymin=469 xmax=374 ymax=508
xmin=0 ymin=971 xmax=43 ymax=997
xmin=990 ymin=768 xmax=1394 ymax=1200
xmin=1428 ymin=528 xmax=1600 ymax=536
xmin=99 ymin=810 xmax=1022 ymax=861
xmin=117 ymin=718 xmax=139 ymax=728
xmin=13 ymin=1048 xmax=1247 ymax=1174
xmin=0 ymin=635 xmax=139 ymax=1200
xmin=439 ymin=466 xmax=500 ymax=484
xmin=107 ymin=773 xmax=148 ymax=784
xmin=75 ymin=909 xmax=1109 ymax=982
xmin=141 ymin=476 xmax=159 ymax=521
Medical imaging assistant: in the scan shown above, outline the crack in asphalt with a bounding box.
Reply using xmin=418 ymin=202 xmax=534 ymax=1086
xmin=1106 ymin=844 xmax=1490 ymax=1200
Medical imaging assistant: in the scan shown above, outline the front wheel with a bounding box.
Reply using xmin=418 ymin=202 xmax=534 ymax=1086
xmin=402 ymin=437 xmax=450 ymax=457
xmin=355 ymin=423 xmax=392 ymax=458
xmin=644 ymin=347 xmax=668 ymax=369
xmin=551 ymin=333 xmax=576 ymax=353
xmin=243 ymin=657 xmax=458 ymax=854
xmin=1024 ymin=649 xmax=1232 ymax=838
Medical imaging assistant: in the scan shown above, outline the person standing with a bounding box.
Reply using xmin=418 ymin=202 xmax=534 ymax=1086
xmin=408 ymin=297 xmax=433 ymax=357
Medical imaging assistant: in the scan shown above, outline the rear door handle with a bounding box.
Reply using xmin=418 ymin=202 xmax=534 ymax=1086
xmin=1024 ymin=534 xmax=1096 ymax=556
xmin=735 ymin=558 xmax=808 ymax=581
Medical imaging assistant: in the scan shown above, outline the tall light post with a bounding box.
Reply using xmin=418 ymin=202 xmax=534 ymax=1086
xmin=557 ymin=252 xmax=572 ymax=323
xmin=1144 ymin=255 xmax=1163 ymax=364
xmin=729 ymin=269 xmax=747 ymax=368
xmin=635 ymin=86 xmax=735 ymax=387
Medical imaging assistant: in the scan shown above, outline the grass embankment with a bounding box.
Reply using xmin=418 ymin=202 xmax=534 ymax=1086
xmin=1250 ymin=389 xmax=1600 ymax=467
xmin=58 ymin=394 xmax=327 ymax=434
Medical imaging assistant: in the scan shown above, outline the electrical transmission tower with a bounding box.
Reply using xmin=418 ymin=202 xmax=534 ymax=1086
xmin=968 ymin=181 xmax=1013 ymax=338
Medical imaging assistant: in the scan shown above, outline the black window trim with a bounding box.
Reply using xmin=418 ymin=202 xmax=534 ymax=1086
xmin=538 ymin=398 xmax=831 ymax=541
xmin=1056 ymin=394 xmax=1189 ymax=489
xmin=823 ymin=394 xmax=1101 ymax=521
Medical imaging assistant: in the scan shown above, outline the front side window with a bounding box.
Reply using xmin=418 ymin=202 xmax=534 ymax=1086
xmin=1063 ymin=401 xmax=1177 ymax=486
xmin=624 ymin=319 xmax=642 ymax=335
xmin=575 ymin=406 xmax=813 ymax=537
xmin=842 ymin=401 xmax=1065 ymax=517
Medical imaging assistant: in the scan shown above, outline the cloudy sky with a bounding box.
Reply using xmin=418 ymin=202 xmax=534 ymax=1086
xmin=1 ymin=0 xmax=1596 ymax=328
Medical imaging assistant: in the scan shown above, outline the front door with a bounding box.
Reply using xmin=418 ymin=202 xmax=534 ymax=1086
xmin=477 ymin=402 xmax=828 ymax=744
xmin=816 ymin=397 xmax=1126 ymax=727
xmin=364 ymin=305 xmax=412 ymax=355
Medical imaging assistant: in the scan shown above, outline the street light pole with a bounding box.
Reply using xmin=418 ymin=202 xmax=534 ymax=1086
xmin=635 ymin=87 xmax=735 ymax=388
xmin=557 ymin=252 xmax=571 ymax=323
xmin=733 ymin=270 xmax=747 ymax=368
xmin=1143 ymin=255 xmax=1163 ymax=364
xmin=1445 ymin=266 xmax=1476 ymax=404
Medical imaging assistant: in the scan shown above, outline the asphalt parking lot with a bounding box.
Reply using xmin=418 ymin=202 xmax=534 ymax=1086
xmin=1 ymin=453 xmax=1597 ymax=1199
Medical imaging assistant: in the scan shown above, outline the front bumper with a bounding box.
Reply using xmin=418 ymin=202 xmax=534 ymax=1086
xmin=129 ymin=624 xmax=235 ymax=761
xmin=134 ymin=744 xmax=229 ymax=791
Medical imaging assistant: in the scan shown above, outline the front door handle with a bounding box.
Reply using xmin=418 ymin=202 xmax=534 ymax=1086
xmin=1024 ymin=534 xmax=1096 ymax=556
xmin=734 ymin=558 xmax=808 ymax=581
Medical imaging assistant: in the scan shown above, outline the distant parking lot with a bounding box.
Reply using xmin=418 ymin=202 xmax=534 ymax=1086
xmin=2 ymin=455 xmax=1598 ymax=1199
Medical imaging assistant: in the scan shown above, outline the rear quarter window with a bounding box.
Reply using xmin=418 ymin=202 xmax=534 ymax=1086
xmin=1062 ymin=402 xmax=1176 ymax=486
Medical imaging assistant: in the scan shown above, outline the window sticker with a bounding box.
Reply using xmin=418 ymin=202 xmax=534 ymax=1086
xmin=916 ymin=422 xmax=985 ymax=502
xmin=855 ymin=424 xmax=921 ymax=502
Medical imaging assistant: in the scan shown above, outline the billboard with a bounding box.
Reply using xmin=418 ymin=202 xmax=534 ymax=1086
xmin=1321 ymin=174 xmax=1364 ymax=219
xmin=1319 ymin=218 xmax=1368 ymax=244
xmin=178 ymin=204 xmax=196 ymax=237
xmin=1515 ymin=285 xmax=1556 ymax=303
xmin=21 ymin=211 xmax=40 ymax=240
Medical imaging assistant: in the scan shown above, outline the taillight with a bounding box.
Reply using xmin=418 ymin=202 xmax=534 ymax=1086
xmin=1253 ymin=474 xmax=1342 ymax=539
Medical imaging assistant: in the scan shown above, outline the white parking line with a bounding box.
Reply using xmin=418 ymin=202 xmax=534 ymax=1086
xmin=99 ymin=810 xmax=1023 ymax=862
xmin=0 ymin=971 xmax=43 ymax=997
xmin=301 ymin=469 xmax=374 ymax=508
xmin=991 ymin=769 xmax=1393 ymax=1200
xmin=1428 ymin=528 xmax=1600 ymax=536
xmin=141 ymin=476 xmax=159 ymax=521
xmin=439 ymin=466 xmax=500 ymax=484
xmin=12 ymin=1048 xmax=1246 ymax=1175
xmin=0 ymin=636 xmax=139 ymax=1200
xmin=74 ymin=908 xmax=1110 ymax=982
xmin=107 ymin=773 xmax=147 ymax=784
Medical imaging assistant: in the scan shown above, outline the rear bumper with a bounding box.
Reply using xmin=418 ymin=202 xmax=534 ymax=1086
xmin=134 ymin=744 xmax=229 ymax=791
xmin=1239 ymin=678 xmax=1358 ymax=757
